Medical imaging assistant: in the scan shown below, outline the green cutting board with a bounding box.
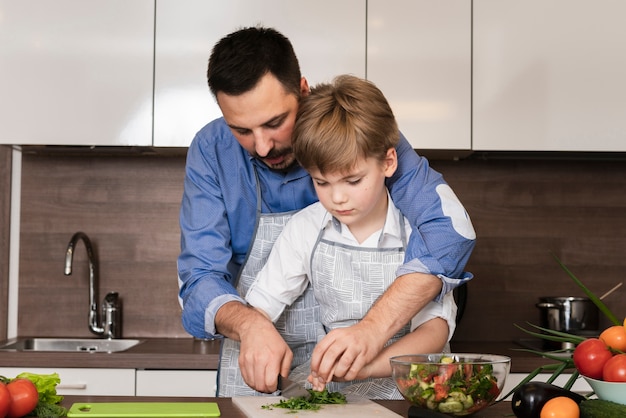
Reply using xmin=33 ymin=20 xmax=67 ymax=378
xmin=67 ymin=402 xmax=220 ymax=417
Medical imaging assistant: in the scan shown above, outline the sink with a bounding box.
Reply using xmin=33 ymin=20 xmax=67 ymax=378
xmin=0 ymin=338 xmax=143 ymax=353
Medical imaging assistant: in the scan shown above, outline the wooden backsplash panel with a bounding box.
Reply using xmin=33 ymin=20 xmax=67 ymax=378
xmin=19 ymin=152 xmax=189 ymax=338
xmin=430 ymin=157 xmax=626 ymax=342
xmin=16 ymin=152 xmax=626 ymax=342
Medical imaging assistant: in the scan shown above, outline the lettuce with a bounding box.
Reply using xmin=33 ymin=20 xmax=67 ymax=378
xmin=15 ymin=372 xmax=63 ymax=405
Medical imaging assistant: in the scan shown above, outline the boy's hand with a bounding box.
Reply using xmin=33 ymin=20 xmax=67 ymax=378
xmin=309 ymin=321 xmax=383 ymax=384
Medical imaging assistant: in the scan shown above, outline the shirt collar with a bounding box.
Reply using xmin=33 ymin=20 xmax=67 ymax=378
xmin=326 ymin=190 xmax=404 ymax=241
xmin=380 ymin=189 xmax=405 ymax=241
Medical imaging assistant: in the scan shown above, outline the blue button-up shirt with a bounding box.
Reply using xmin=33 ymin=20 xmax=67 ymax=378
xmin=178 ymin=118 xmax=475 ymax=338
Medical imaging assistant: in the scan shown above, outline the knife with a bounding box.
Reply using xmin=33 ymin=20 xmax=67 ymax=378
xmin=277 ymin=374 xmax=310 ymax=399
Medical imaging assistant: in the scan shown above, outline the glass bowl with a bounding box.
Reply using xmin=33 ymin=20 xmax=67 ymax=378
xmin=390 ymin=353 xmax=511 ymax=416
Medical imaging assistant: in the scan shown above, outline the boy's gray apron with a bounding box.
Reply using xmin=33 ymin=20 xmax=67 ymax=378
xmin=217 ymin=175 xmax=324 ymax=397
xmin=289 ymin=219 xmax=410 ymax=399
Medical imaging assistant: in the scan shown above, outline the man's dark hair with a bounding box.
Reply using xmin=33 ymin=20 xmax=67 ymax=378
xmin=207 ymin=26 xmax=302 ymax=98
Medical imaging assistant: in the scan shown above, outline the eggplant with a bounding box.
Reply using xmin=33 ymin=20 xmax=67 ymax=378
xmin=511 ymin=381 xmax=586 ymax=418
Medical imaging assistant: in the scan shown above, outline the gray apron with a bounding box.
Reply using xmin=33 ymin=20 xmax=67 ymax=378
xmin=290 ymin=218 xmax=410 ymax=399
xmin=217 ymin=174 xmax=324 ymax=397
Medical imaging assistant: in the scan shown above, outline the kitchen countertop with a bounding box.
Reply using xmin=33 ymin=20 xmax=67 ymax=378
xmin=0 ymin=338 xmax=530 ymax=417
xmin=0 ymin=338 xmax=221 ymax=369
xmin=0 ymin=337 xmax=556 ymax=373
xmin=60 ymin=395 xmax=514 ymax=417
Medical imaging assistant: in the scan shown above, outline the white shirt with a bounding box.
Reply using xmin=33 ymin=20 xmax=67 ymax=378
xmin=246 ymin=191 xmax=410 ymax=321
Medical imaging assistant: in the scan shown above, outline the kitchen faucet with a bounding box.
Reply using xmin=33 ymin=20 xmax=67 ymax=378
xmin=64 ymin=232 xmax=121 ymax=339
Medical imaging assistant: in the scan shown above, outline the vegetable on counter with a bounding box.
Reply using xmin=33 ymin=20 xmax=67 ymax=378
xmin=5 ymin=379 xmax=38 ymax=418
xmin=0 ymin=373 xmax=66 ymax=418
xmin=0 ymin=384 xmax=9 ymax=418
xmin=519 ymin=396 xmax=626 ymax=418
xmin=511 ymin=382 xmax=585 ymax=418
xmin=508 ymin=256 xmax=626 ymax=418
xmin=579 ymin=399 xmax=626 ymax=418
xmin=539 ymin=396 xmax=580 ymax=418
xmin=262 ymin=388 xmax=347 ymax=412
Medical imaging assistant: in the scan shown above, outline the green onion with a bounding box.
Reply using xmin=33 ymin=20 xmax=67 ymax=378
xmin=552 ymin=253 xmax=620 ymax=325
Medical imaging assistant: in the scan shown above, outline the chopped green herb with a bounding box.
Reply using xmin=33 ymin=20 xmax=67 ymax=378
xmin=307 ymin=388 xmax=347 ymax=404
xmin=262 ymin=388 xmax=347 ymax=412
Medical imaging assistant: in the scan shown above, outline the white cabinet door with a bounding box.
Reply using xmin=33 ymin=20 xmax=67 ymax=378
xmin=153 ymin=0 xmax=366 ymax=147
xmin=0 ymin=1 xmax=154 ymax=146
xmin=367 ymin=0 xmax=471 ymax=151
xmin=0 ymin=367 xmax=135 ymax=396
xmin=473 ymin=0 xmax=626 ymax=151
xmin=136 ymin=370 xmax=217 ymax=397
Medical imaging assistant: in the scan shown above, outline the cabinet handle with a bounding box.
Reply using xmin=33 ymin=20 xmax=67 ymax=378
xmin=57 ymin=383 xmax=87 ymax=390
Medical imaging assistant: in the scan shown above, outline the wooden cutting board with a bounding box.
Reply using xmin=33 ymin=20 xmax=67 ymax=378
xmin=232 ymin=396 xmax=403 ymax=418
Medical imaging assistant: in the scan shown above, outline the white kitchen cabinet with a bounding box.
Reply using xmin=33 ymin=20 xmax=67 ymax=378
xmin=0 ymin=0 xmax=154 ymax=146
xmin=367 ymin=0 xmax=471 ymax=151
xmin=0 ymin=367 xmax=135 ymax=396
xmin=473 ymin=0 xmax=626 ymax=151
xmin=136 ymin=370 xmax=217 ymax=397
xmin=0 ymin=367 xmax=217 ymax=397
xmin=153 ymin=0 xmax=366 ymax=147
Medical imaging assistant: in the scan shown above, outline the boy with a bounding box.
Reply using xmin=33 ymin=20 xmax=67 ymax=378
xmin=246 ymin=75 xmax=457 ymax=399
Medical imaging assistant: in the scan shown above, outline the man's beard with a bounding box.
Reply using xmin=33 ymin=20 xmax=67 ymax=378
xmin=257 ymin=148 xmax=297 ymax=170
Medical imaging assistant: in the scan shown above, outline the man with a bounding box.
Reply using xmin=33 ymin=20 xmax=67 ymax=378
xmin=178 ymin=26 xmax=475 ymax=396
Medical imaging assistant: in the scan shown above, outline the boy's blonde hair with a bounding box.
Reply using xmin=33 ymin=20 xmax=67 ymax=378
xmin=293 ymin=75 xmax=399 ymax=175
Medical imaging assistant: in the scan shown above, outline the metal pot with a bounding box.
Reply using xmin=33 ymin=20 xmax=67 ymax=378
xmin=536 ymin=296 xmax=599 ymax=333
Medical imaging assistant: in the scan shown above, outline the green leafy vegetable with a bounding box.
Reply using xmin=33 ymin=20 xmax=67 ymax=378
xmin=306 ymin=388 xmax=347 ymax=404
xmin=262 ymin=397 xmax=322 ymax=412
xmin=262 ymin=388 xmax=347 ymax=412
xmin=32 ymin=402 xmax=68 ymax=418
xmin=11 ymin=372 xmax=67 ymax=418
xmin=16 ymin=372 xmax=63 ymax=405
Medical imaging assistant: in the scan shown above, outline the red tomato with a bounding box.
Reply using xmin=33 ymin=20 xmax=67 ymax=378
xmin=0 ymin=382 xmax=11 ymax=418
xmin=6 ymin=379 xmax=38 ymax=418
xmin=573 ymin=338 xmax=613 ymax=379
xmin=603 ymin=353 xmax=626 ymax=382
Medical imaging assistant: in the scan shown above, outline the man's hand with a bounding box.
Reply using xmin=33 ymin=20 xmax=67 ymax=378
xmin=308 ymin=272 xmax=442 ymax=386
xmin=216 ymin=301 xmax=292 ymax=393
